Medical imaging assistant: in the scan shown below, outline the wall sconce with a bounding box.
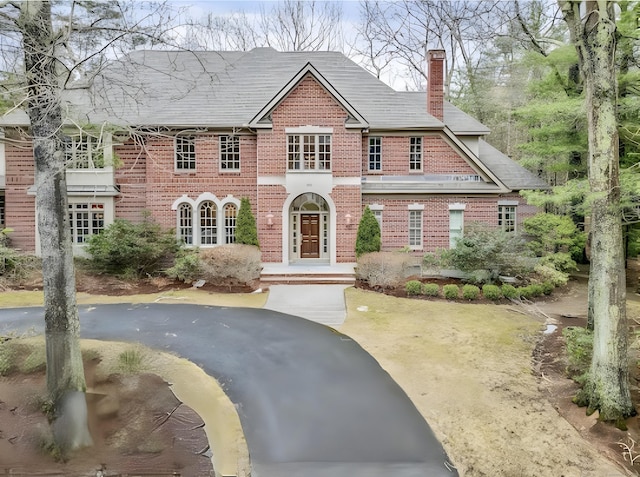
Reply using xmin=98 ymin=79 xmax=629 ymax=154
xmin=345 ymin=213 xmax=352 ymax=227
xmin=266 ymin=212 xmax=274 ymax=228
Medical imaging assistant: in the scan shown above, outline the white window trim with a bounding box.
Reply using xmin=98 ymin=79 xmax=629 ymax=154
xmin=172 ymin=194 xmax=241 ymax=247
xmin=408 ymin=209 xmax=423 ymax=250
xmin=409 ymin=136 xmax=423 ymax=172
xmin=219 ymin=135 xmax=241 ymax=172
xmin=368 ymin=136 xmax=382 ymax=171
xmin=64 ymin=132 xmax=113 ymax=170
xmin=285 ymin=126 xmax=333 ymax=134
xmin=449 ymin=209 xmax=464 ymax=248
xmin=175 ymin=135 xmax=196 ymax=172
xmin=287 ymin=133 xmax=332 ymax=171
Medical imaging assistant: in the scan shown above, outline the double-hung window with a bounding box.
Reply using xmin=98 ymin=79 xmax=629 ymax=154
xmin=287 ymin=134 xmax=332 ymax=171
xmin=175 ymin=136 xmax=196 ymax=171
xmin=408 ymin=210 xmax=423 ymax=249
xmin=220 ymin=135 xmax=240 ymax=171
xmin=64 ymin=134 xmax=103 ymax=169
xmin=69 ymin=203 xmax=104 ymax=244
xmin=368 ymin=137 xmax=381 ymax=171
xmin=409 ymin=137 xmax=422 ymax=171
xmin=498 ymin=205 xmax=517 ymax=232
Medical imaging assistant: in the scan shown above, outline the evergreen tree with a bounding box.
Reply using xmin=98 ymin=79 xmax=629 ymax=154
xmin=235 ymin=197 xmax=260 ymax=248
xmin=355 ymin=206 xmax=381 ymax=257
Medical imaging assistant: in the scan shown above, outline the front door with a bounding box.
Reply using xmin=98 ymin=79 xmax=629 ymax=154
xmin=300 ymin=214 xmax=320 ymax=258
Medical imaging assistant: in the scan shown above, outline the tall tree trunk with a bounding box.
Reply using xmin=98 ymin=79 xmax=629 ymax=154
xmin=561 ymin=0 xmax=634 ymax=423
xmin=19 ymin=0 xmax=92 ymax=451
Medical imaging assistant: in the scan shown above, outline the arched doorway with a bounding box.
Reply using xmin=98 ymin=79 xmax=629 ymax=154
xmin=290 ymin=193 xmax=330 ymax=262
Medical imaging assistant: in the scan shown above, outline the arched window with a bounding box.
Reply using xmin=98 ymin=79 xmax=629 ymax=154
xmin=178 ymin=203 xmax=193 ymax=245
xmin=200 ymin=201 xmax=217 ymax=245
xmin=224 ymin=203 xmax=237 ymax=244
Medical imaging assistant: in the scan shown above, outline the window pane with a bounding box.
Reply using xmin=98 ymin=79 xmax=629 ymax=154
xmin=303 ymin=135 xmax=315 ymax=170
xmin=288 ymin=136 xmax=300 ymax=170
xmin=449 ymin=210 xmax=464 ymax=248
xmin=220 ymin=135 xmax=240 ymax=170
xmin=410 ymin=137 xmax=422 ymax=171
xmin=200 ymin=201 xmax=217 ymax=245
xmin=409 ymin=210 xmax=422 ymax=247
xmin=225 ymin=204 xmax=237 ymax=244
xmin=369 ymin=137 xmax=381 ymax=171
xmin=498 ymin=206 xmax=517 ymax=232
xmin=178 ymin=203 xmax=193 ymax=245
xmin=176 ymin=136 xmax=196 ymax=170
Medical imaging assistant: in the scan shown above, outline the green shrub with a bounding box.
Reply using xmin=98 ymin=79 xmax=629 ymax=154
xmin=443 ymin=284 xmax=460 ymax=300
xmin=523 ymin=213 xmax=586 ymax=261
xmin=235 ymin=197 xmax=260 ymax=248
xmin=482 ymin=284 xmax=502 ymax=301
xmin=539 ymin=252 xmax=578 ymax=274
xmin=462 ymin=284 xmax=480 ymax=300
xmin=541 ymin=281 xmax=555 ymax=295
xmin=356 ymin=252 xmax=414 ymax=289
xmin=422 ymin=283 xmax=440 ymax=296
xmin=439 ymin=224 xmax=535 ymax=284
xmin=563 ymin=326 xmax=593 ymax=378
xmin=118 ymin=348 xmax=145 ymax=374
xmin=199 ymin=244 xmax=261 ymax=286
xmin=518 ymin=284 xmax=544 ymax=299
xmin=165 ymin=249 xmax=202 ymax=283
xmin=86 ymin=216 xmax=177 ymax=277
xmin=501 ymin=284 xmax=519 ymax=299
xmin=355 ymin=206 xmax=381 ymax=258
xmin=534 ymin=263 xmax=569 ymax=287
xmin=405 ymin=280 xmax=423 ymax=296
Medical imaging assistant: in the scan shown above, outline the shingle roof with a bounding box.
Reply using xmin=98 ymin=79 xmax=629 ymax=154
xmin=477 ymin=140 xmax=548 ymax=190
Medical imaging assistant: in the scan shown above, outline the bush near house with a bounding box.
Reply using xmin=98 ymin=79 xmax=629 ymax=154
xmin=482 ymin=284 xmax=502 ymax=301
xmin=423 ymin=283 xmax=440 ymax=296
xmin=199 ymin=244 xmax=261 ymax=287
xmin=462 ymin=284 xmax=480 ymax=300
xmin=443 ymin=284 xmax=460 ymax=300
xmin=165 ymin=249 xmax=203 ymax=283
xmin=501 ymin=284 xmax=519 ymax=299
xmin=356 ymin=252 xmax=413 ymax=289
xmin=86 ymin=217 xmax=178 ymax=278
xmin=440 ymin=224 xmax=535 ymax=284
xmin=235 ymin=197 xmax=260 ymax=248
xmin=355 ymin=206 xmax=381 ymax=258
xmin=405 ymin=280 xmax=423 ymax=296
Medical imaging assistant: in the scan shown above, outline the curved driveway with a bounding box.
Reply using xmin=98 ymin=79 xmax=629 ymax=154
xmin=0 ymin=304 xmax=457 ymax=477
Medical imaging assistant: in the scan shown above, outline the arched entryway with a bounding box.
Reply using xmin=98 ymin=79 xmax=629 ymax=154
xmin=289 ymin=193 xmax=330 ymax=262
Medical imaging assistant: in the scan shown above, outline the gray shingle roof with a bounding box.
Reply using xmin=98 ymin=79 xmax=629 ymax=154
xmin=478 ymin=140 xmax=548 ymax=190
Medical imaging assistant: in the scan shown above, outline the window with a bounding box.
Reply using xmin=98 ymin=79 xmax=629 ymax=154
xmin=199 ymin=201 xmax=217 ymax=245
xmin=175 ymin=136 xmax=196 ymax=170
xmin=288 ymin=134 xmax=331 ymax=170
xmin=368 ymin=137 xmax=381 ymax=171
xmin=409 ymin=210 xmax=422 ymax=248
xmin=224 ymin=204 xmax=237 ymax=244
xmin=0 ymin=193 xmax=5 ymax=227
xmin=178 ymin=203 xmax=193 ymax=245
xmin=449 ymin=210 xmax=464 ymax=248
xmin=499 ymin=205 xmax=517 ymax=232
xmin=372 ymin=209 xmax=382 ymax=228
xmin=409 ymin=137 xmax=422 ymax=171
xmin=64 ymin=134 xmax=103 ymax=169
xmin=220 ymin=135 xmax=240 ymax=171
xmin=69 ymin=203 xmax=104 ymax=244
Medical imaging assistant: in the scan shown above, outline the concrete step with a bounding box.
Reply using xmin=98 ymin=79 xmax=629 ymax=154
xmin=260 ymin=274 xmax=355 ymax=285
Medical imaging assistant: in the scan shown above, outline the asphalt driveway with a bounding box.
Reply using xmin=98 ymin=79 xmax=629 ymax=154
xmin=0 ymin=304 xmax=457 ymax=477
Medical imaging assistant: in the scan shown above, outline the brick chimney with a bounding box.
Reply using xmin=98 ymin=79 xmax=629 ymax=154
xmin=427 ymin=50 xmax=446 ymax=121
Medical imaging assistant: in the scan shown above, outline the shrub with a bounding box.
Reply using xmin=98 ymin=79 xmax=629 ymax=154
xmin=523 ymin=213 xmax=586 ymax=261
xmin=501 ymin=284 xmax=519 ymax=299
xmin=199 ymin=244 xmax=261 ymax=286
xmin=235 ymin=197 xmax=260 ymax=248
xmin=443 ymin=284 xmax=460 ymax=300
xmin=538 ymin=252 xmax=578 ymax=274
xmin=541 ymin=281 xmax=555 ymax=295
xmin=462 ymin=284 xmax=480 ymax=300
xmin=534 ymin=263 xmax=569 ymax=287
xmin=423 ymin=283 xmax=440 ymax=296
xmin=356 ymin=252 xmax=413 ymax=289
xmin=355 ymin=206 xmax=381 ymax=258
xmin=482 ymin=284 xmax=502 ymax=301
xmin=85 ymin=216 xmax=178 ymax=277
xmin=563 ymin=326 xmax=593 ymax=378
xmin=518 ymin=284 xmax=544 ymax=299
xmin=405 ymin=280 xmax=423 ymax=296
xmin=165 ymin=250 xmax=202 ymax=283
xmin=439 ymin=224 xmax=535 ymax=284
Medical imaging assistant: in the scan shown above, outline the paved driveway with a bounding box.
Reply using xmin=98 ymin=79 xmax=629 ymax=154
xmin=0 ymin=304 xmax=457 ymax=477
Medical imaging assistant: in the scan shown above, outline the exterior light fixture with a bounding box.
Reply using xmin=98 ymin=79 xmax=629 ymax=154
xmin=266 ymin=212 xmax=274 ymax=227
xmin=345 ymin=213 xmax=352 ymax=227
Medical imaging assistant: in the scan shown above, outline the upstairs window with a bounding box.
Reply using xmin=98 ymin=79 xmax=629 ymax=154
xmin=220 ymin=135 xmax=240 ymax=171
xmin=175 ymin=136 xmax=196 ymax=170
xmin=368 ymin=137 xmax=381 ymax=171
xmin=409 ymin=137 xmax=422 ymax=171
xmin=64 ymin=134 xmax=104 ymax=169
xmin=288 ymin=134 xmax=332 ymax=171
xmin=498 ymin=205 xmax=517 ymax=232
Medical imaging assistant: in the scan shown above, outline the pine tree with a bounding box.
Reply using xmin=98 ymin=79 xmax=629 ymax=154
xmin=235 ymin=197 xmax=260 ymax=248
xmin=355 ymin=206 xmax=381 ymax=257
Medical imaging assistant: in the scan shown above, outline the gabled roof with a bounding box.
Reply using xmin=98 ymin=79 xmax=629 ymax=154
xmin=477 ymin=140 xmax=549 ymax=190
xmin=248 ymin=62 xmax=368 ymax=129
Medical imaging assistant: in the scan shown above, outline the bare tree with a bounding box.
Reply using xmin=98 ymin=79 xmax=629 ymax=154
xmin=560 ymin=0 xmax=634 ymax=423
xmin=0 ymin=0 xmax=172 ymax=452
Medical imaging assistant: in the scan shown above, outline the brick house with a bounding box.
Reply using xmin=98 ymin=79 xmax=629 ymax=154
xmin=0 ymin=48 xmax=546 ymax=265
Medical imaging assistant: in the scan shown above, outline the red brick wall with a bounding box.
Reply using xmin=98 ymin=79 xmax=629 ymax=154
xmin=5 ymin=140 xmax=36 ymax=251
xmin=362 ymin=135 xmax=476 ymax=176
xmin=363 ymin=193 xmax=537 ymax=254
xmin=427 ymin=50 xmax=445 ymax=121
xmin=330 ymin=185 xmax=361 ymax=262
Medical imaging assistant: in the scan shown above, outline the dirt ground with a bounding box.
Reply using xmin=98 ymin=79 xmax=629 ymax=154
xmin=0 ymin=261 xmax=639 ymax=476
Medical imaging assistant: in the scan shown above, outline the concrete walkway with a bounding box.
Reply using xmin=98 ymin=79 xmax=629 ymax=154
xmin=264 ymin=284 xmax=350 ymax=326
